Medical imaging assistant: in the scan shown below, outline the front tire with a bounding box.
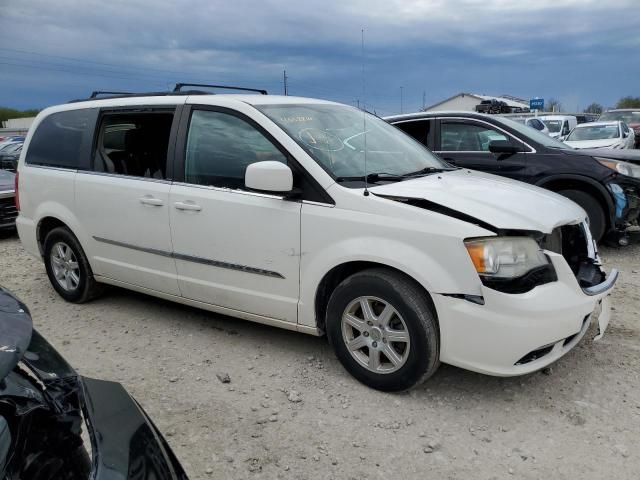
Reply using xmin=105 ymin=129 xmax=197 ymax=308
xmin=557 ymin=189 xmax=606 ymax=242
xmin=326 ymin=268 xmax=440 ymax=391
xmin=43 ymin=227 xmax=102 ymax=303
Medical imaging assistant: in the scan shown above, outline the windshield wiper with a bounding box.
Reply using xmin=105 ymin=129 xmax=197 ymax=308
xmin=336 ymin=167 xmax=455 ymax=184
xmin=401 ymin=166 xmax=456 ymax=177
xmin=335 ymin=172 xmax=405 ymax=183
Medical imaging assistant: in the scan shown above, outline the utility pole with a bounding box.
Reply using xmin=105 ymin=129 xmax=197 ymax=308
xmin=283 ymin=70 xmax=288 ymax=96
xmin=422 ymin=90 xmax=426 ymax=110
xmin=400 ymin=86 xmax=404 ymax=114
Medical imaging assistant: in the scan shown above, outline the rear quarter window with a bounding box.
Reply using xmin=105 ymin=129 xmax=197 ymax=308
xmin=26 ymin=109 xmax=95 ymax=169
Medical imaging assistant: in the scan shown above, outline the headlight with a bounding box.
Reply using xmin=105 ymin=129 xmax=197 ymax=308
xmin=464 ymin=237 xmax=549 ymax=279
xmin=595 ymin=157 xmax=640 ymax=178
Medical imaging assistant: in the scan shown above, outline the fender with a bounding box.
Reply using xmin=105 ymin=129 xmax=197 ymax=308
xmin=535 ymin=174 xmax=615 ymax=222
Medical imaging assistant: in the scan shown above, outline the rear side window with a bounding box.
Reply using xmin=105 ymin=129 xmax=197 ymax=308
xmin=93 ymin=111 xmax=174 ymax=179
xmin=395 ymin=120 xmax=432 ymax=147
xmin=184 ymin=109 xmax=287 ymax=189
xmin=26 ymin=109 xmax=91 ymax=169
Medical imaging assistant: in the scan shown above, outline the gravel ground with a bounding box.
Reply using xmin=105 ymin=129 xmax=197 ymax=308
xmin=1 ymin=231 xmax=638 ymax=479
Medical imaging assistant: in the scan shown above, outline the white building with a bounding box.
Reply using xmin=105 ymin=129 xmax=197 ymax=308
xmin=2 ymin=117 xmax=36 ymax=129
xmin=424 ymin=93 xmax=529 ymax=112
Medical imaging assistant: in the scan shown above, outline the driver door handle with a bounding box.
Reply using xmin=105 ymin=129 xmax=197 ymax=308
xmin=174 ymin=201 xmax=202 ymax=212
xmin=139 ymin=196 xmax=164 ymax=207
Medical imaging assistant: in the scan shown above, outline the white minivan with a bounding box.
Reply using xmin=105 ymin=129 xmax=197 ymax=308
xmin=15 ymin=87 xmax=617 ymax=390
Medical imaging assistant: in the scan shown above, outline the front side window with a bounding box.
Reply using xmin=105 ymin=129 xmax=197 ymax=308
xmin=440 ymin=122 xmax=509 ymax=152
xmin=256 ymin=104 xmax=446 ymax=184
xmin=26 ymin=109 xmax=91 ymax=168
xmin=93 ymin=111 xmax=174 ymax=179
xmin=184 ymin=110 xmax=287 ymax=189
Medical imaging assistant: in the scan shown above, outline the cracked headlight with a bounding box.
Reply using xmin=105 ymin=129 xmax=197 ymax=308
xmin=464 ymin=236 xmax=550 ymax=279
xmin=596 ymin=158 xmax=640 ymax=178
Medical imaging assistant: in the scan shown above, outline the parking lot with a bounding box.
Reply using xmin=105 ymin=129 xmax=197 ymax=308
xmin=0 ymin=231 xmax=637 ymax=479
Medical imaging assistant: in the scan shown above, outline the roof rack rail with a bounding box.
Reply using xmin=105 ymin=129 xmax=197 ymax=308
xmin=173 ymin=83 xmax=268 ymax=95
xmin=89 ymin=91 xmax=136 ymax=99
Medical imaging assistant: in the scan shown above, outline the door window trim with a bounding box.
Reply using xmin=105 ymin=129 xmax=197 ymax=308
xmin=433 ymin=117 xmax=536 ymax=154
xmin=173 ymin=104 xmax=334 ymax=205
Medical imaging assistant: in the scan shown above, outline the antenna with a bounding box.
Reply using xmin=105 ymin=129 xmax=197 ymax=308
xmin=362 ymin=28 xmax=369 ymax=197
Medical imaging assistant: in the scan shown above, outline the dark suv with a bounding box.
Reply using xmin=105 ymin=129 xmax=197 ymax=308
xmin=475 ymin=99 xmax=509 ymax=114
xmin=386 ymin=111 xmax=640 ymax=243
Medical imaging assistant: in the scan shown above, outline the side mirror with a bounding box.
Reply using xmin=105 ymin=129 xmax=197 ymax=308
xmin=488 ymin=140 xmax=520 ymax=154
xmin=245 ymin=161 xmax=293 ymax=193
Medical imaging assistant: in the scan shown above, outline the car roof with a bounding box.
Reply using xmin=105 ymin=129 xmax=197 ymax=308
xmin=384 ymin=111 xmax=494 ymax=122
xmin=538 ymin=115 xmax=577 ymax=121
xmin=38 ymin=94 xmax=344 ymax=118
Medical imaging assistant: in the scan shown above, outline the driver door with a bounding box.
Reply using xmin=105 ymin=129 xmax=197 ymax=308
xmin=168 ymin=107 xmax=302 ymax=323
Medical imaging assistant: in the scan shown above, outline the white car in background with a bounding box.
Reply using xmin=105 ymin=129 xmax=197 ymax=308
xmin=564 ymin=121 xmax=635 ymax=150
xmin=512 ymin=117 xmax=550 ymax=136
xmin=540 ymin=115 xmax=578 ymax=140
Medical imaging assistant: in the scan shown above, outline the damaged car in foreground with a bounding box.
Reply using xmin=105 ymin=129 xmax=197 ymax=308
xmin=0 ymin=286 xmax=187 ymax=479
xmin=17 ymin=94 xmax=617 ymax=391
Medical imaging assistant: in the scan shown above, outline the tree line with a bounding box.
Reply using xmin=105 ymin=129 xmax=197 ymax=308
xmin=0 ymin=107 xmax=40 ymax=124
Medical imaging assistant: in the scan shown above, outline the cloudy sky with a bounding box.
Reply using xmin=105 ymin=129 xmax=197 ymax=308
xmin=0 ymin=0 xmax=638 ymax=114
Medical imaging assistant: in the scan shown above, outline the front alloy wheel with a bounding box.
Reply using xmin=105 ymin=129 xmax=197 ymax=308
xmin=326 ymin=268 xmax=440 ymax=391
xmin=342 ymin=296 xmax=410 ymax=374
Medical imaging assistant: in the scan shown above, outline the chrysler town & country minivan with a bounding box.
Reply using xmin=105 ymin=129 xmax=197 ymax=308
xmin=15 ymin=86 xmax=617 ymax=390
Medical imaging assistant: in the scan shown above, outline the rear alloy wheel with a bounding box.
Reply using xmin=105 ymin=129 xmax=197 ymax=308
xmin=326 ymin=268 xmax=439 ymax=391
xmin=44 ymin=227 xmax=102 ymax=303
xmin=557 ymin=189 xmax=606 ymax=242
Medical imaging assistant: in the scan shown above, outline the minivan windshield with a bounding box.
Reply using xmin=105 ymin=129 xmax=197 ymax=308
xmin=492 ymin=116 xmax=572 ymax=150
xmin=256 ymin=104 xmax=449 ymax=184
xmin=542 ymin=120 xmax=562 ymax=133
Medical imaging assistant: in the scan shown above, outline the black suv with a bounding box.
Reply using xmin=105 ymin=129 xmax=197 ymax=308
xmin=386 ymin=111 xmax=640 ymax=243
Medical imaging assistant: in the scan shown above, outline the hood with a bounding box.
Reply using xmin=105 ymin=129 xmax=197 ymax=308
xmin=564 ymin=139 xmax=623 ymax=149
xmin=0 ymin=170 xmax=14 ymax=191
xmin=572 ymin=148 xmax=640 ymax=165
xmin=0 ymin=287 xmax=32 ymax=381
xmin=370 ymin=169 xmax=584 ymax=233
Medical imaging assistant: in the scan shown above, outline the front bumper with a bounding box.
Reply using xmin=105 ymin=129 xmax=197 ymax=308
xmin=434 ymin=252 xmax=616 ymax=376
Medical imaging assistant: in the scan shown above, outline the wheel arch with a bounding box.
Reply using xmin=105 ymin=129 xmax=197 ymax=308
xmin=314 ymin=261 xmax=439 ymax=337
xmin=536 ymin=174 xmax=614 ymax=228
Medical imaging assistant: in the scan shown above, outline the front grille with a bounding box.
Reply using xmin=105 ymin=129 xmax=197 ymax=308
xmin=541 ymin=223 xmax=604 ymax=289
xmin=0 ymin=196 xmax=17 ymax=227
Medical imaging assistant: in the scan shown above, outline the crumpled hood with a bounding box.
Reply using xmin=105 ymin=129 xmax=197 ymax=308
xmin=572 ymin=148 xmax=640 ymax=165
xmin=0 ymin=287 xmax=32 ymax=381
xmin=370 ymin=169 xmax=585 ymax=233
xmin=564 ymin=139 xmax=623 ymax=149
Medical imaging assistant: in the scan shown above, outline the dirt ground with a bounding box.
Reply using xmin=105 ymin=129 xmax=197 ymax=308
xmin=0 ymin=232 xmax=638 ymax=479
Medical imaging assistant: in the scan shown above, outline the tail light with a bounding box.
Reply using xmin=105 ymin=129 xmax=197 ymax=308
xmin=14 ymin=171 xmax=20 ymax=211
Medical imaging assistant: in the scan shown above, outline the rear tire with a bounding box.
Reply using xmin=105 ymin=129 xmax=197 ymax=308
xmin=326 ymin=268 xmax=440 ymax=391
xmin=557 ymin=189 xmax=606 ymax=242
xmin=43 ymin=227 xmax=102 ymax=303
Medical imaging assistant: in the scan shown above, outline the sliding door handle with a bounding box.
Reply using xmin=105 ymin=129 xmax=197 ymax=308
xmin=174 ymin=201 xmax=202 ymax=212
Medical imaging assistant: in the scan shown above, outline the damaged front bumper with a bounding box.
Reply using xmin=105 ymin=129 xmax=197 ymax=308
xmin=0 ymin=286 xmax=188 ymax=479
xmin=24 ymin=331 xmax=188 ymax=480
xmin=433 ymin=252 xmax=617 ymax=376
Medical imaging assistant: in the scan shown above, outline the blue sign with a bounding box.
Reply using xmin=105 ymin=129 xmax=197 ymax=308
xmin=530 ymin=98 xmax=544 ymax=110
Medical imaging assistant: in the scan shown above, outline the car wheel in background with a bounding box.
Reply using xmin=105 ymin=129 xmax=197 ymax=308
xmin=43 ymin=226 xmax=102 ymax=303
xmin=557 ymin=189 xmax=606 ymax=242
xmin=326 ymin=268 xmax=440 ymax=391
